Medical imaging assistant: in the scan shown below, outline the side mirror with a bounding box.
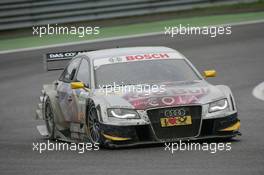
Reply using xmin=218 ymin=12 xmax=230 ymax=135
xmin=71 ymin=82 xmax=85 ymax=89
xmin=203 ymin=70 xmax=217 ymax=78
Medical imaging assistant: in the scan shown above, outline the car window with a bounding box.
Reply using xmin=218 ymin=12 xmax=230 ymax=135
xmin=76 ymin=59 xmax=90 ymax=85
xmin=61 ymin=57 xmax=81 ymax=82
xmin=94 ymin=59 xmax=201 ymax=87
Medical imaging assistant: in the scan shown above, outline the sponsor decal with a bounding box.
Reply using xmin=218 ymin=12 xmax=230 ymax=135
xmin=93 ymin=52 xmax=181 ymax=68
xmin=160 ymin=116 xmax=192 ymax=127
xmin=126 ymin=53 xmax=170 ymax=61
xmin=46 ymin=51 xmax=88 ymax=61
xmin=122 ymin=87 xmax=209 ymax=109
xmin=108 ymin=57 xmax=123 ymax=63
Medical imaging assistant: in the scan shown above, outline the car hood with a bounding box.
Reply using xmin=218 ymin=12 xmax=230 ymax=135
xmin=94 ymin=80 xmax=225 ymax=110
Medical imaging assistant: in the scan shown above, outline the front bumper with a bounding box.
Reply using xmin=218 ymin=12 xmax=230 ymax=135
xmin=100 ymin=113 xmax=240 ymax=147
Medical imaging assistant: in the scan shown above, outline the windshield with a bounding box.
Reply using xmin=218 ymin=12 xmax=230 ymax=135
xmin=94 ymin=59 xmax=201 ymax=88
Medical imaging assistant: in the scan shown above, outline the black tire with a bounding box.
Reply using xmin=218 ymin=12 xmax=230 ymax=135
xmin=86 ymin=103 xmax=106 ymax=147
xmin=45 ymin=97 xmax=55 ymax=139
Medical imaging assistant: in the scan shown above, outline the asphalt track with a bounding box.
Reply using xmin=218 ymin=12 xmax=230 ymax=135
xmin=0 ymin=22 xmax=264 ymax=175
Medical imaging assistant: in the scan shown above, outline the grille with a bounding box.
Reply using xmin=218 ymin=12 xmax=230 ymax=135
xmin=147 ymin=106 xmax=202 ymax=140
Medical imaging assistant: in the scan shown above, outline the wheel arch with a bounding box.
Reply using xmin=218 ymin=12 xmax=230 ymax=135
xmin=85 ymin=98 xmax=103 ymax=124
xmin=216 ymin=85 xmax=237 ymax=112
xmin=42 ymin=85 xmax=68 ymax=130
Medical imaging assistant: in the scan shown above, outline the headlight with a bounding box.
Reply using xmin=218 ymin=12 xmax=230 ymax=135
xmin=107 ymin=108 xmax=140 ymax=119
xmin=209 ymin=99 xmax=228 ymax=113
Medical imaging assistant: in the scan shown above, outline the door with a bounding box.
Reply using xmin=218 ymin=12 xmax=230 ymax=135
xmin=74 ymin=58 xmax=91 ymax=123
xmin=57 ymin=57 xmax=82 ymax=122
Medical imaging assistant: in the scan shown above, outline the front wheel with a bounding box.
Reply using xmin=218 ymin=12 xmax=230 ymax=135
xmin=86 ymin=104 xmax=106 ymax=147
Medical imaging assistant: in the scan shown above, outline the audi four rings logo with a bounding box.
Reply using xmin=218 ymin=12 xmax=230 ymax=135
xmin=164 ymin=108 xmax=186 ymax=117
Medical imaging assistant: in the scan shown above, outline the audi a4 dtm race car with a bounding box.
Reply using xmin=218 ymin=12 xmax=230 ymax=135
xmin=36 ymin=47 xmax=241 ymax=148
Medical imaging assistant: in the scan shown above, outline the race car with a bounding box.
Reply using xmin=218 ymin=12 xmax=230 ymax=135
xmin=36 ymin=46 xmax=241 ymax=147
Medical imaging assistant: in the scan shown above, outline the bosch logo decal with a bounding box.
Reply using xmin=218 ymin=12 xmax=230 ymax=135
xmin=126 ymin=53 xmax=169 ymax=61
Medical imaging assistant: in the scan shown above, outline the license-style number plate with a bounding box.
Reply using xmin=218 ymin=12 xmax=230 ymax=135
xmin=160 ymin=116 xmax=192 ymax=127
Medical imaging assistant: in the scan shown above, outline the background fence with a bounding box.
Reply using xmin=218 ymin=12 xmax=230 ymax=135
xmin=0 ymin=0 xmax=257 ymax=31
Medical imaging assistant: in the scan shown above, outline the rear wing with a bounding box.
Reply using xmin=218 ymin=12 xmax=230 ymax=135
xmin=43 ymin=50 xmax=88 ymax=71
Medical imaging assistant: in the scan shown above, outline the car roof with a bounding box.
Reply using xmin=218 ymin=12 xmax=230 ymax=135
xmin=80 ymin=46 xmax=185 ymax=60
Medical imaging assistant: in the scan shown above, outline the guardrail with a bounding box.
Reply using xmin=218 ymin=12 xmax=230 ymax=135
xmin=0 ymin=0 xmax=257 ymax=31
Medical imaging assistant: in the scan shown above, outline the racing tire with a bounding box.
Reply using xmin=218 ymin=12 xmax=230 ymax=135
xmin=45 ymin=97 xmax=55 ymax=140
xmin=86 ymin=103 xmax=107 ymax=148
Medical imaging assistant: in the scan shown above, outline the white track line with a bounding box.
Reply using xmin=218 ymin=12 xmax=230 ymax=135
xmin=1 ymin=19 xmax=264 ymax=55
xmin=253 ymin=82 xmax=264 ymax=101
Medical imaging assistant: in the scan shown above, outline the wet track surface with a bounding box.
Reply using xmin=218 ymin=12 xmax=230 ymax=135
xmin=0 ymin=23 xmax=264 ymax=175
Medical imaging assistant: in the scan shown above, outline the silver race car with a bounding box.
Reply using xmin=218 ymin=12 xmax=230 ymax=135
xmin=36 ymin=47 xmax=241 ymax=147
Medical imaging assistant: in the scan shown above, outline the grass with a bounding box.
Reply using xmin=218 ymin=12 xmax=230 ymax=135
xmin=0 ymin=11 xmax=264 ymax=51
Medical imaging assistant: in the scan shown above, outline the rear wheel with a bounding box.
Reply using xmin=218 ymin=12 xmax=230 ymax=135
xmin=45 ymin=97 xmax=55 ymax=139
